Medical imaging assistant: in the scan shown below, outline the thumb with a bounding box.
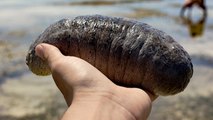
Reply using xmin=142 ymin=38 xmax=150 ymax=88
xmin=35 ymin=43 xmax=64 ymax=68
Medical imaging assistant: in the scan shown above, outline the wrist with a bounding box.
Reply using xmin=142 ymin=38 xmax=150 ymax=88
xmin=62 ymin=93 xmax=137 ymax=120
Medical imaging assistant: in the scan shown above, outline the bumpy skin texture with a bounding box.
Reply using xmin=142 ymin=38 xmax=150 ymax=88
xmin=26 ymin=15 xmax=193 ymax=96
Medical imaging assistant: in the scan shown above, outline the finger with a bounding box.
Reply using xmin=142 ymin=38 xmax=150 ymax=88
xmin=35 ymin=43 xmax=64 ymax=68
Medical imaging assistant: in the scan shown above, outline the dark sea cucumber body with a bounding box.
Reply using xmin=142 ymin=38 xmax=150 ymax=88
xmin=26 ymin=15 xmax=193 ymax=96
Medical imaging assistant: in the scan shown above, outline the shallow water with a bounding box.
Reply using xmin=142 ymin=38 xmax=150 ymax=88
xmin=0 ymin=0 xmax=213 ymax=119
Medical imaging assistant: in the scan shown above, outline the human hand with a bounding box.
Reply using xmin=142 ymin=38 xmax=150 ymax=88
xmin=35 ymin=43 xmax=157 ymax=120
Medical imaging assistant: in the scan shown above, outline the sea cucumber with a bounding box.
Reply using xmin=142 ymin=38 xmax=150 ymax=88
xmin=26 ymin=15 xmax=193 ymax=96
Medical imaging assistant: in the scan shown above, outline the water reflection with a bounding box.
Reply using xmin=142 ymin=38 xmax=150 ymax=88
xmin=181 ymin=14 xmax=207 ymax=38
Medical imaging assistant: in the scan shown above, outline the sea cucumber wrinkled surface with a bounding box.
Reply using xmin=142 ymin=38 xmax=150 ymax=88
xmin=26 ymin=15 xmax=193 ymax=96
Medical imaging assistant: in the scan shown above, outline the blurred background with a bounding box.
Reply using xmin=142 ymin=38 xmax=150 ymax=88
xmin=0 ymin=0 xmax=213 ymax=120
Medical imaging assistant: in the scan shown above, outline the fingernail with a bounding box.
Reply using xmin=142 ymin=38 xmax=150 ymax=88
xmin=35 ymin=44 xmax=45 ymax=60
